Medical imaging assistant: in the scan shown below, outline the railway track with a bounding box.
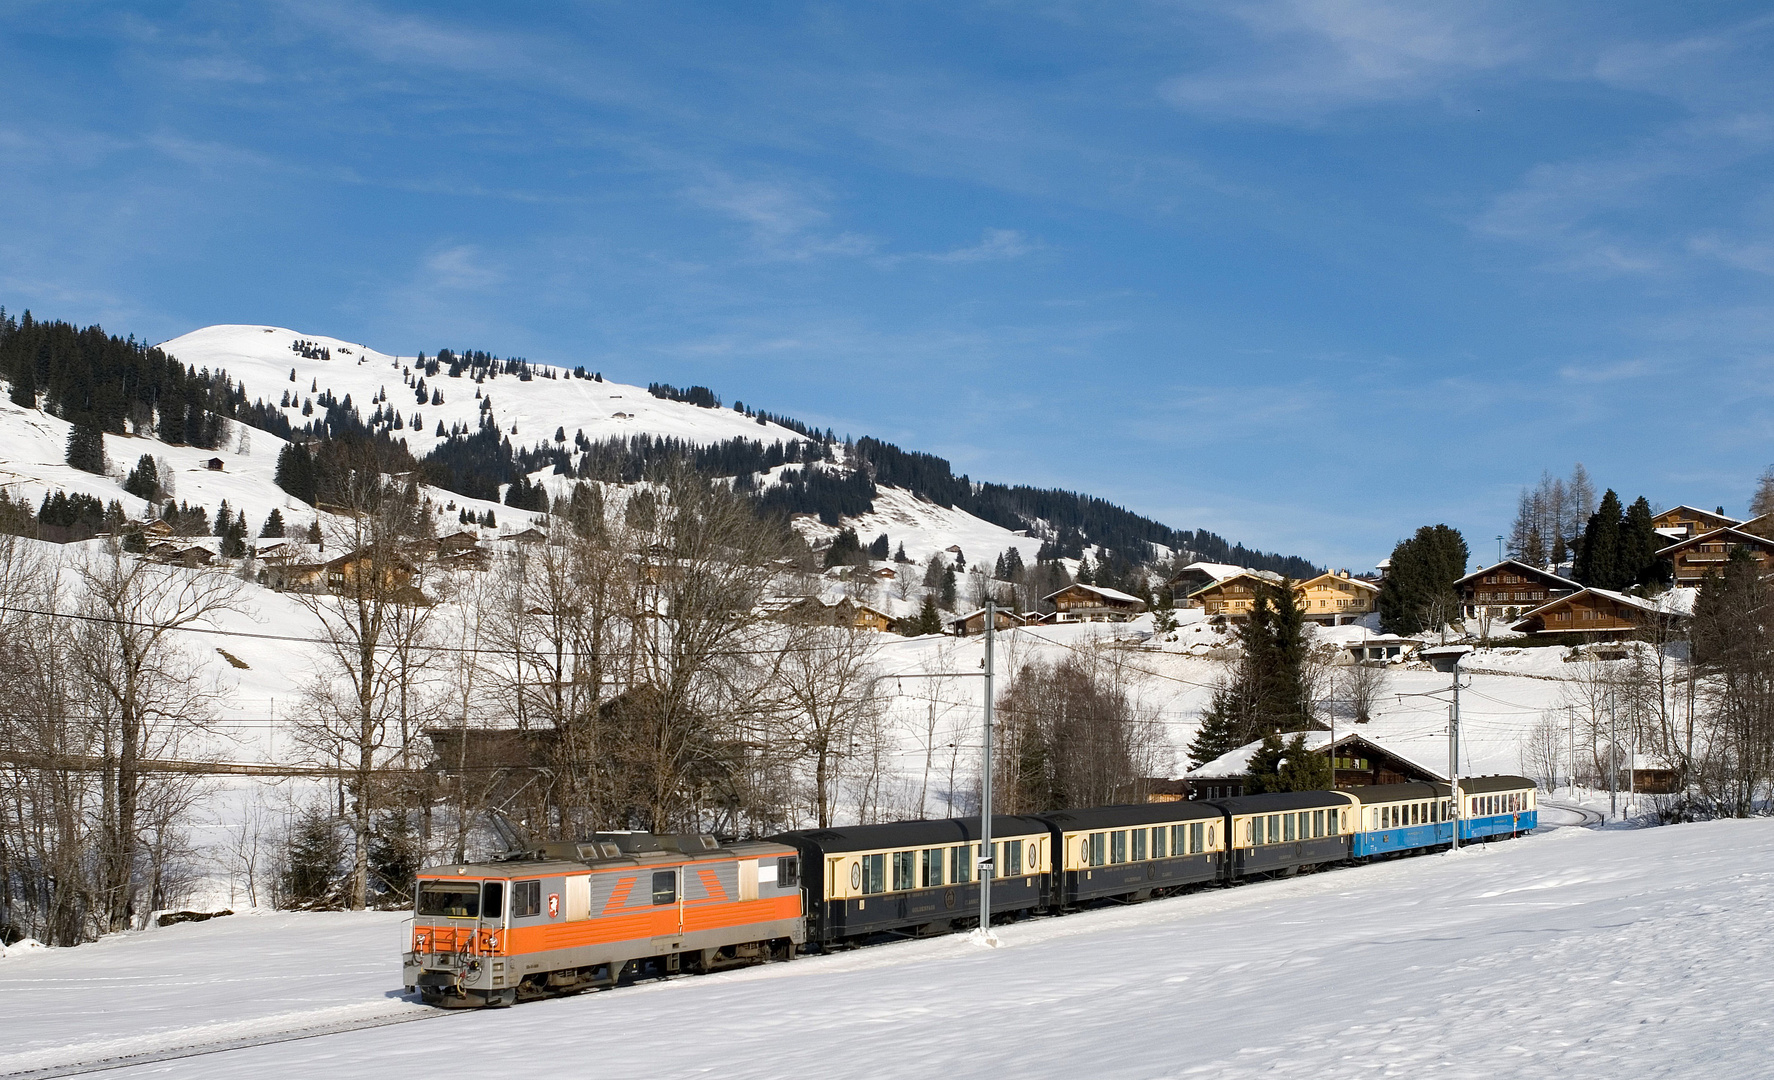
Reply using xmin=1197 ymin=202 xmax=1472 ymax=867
xmin=1537 ymin=801 xmax=1605 ymax=829
xmin=0 ymin=1005 xmax=451 ymax=1080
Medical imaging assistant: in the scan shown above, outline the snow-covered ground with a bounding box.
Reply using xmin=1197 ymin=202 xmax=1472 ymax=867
xmin=3 ymin=819 xmax=1769 ymax=1078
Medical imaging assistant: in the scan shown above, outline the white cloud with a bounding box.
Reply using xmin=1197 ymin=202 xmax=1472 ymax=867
xmin=421 ymin=245 xmax=505 ymax=291
xmin=1159 ymin=0 xmax=1533 ymax=122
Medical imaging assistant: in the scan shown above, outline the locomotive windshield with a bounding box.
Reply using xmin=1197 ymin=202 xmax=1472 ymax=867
xmin=418 ymin=882 xmax=484 ymax=918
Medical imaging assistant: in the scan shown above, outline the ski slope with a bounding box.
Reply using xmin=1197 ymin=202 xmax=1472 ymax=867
xmin=2 ymin=819 xmax=1769 ymax=1078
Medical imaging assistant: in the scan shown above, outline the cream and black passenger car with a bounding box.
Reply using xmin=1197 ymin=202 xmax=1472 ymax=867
xmin=1042 ymin=801 xmax=1224 ymax=906
xmin=770 ymin=816 xmax=1052 ymax=945
xmin=1210 ymin=790 xmax=1353 ymax=878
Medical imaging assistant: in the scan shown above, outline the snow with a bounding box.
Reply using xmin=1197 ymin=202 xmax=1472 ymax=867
xmin=1182 ymin=730 xmax=1447 ymax=782
xmin=4 ymin=820 xmax=1772 ymax=1078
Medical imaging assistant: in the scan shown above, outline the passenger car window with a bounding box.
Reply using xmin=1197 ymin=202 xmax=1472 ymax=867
xmin=1152 ymin=827 xmax=1166 ymax=858
xmin=652 ymin=871 xmax=676 ymax=905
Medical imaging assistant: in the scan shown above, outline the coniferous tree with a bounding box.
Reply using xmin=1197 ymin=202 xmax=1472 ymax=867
xmin=868 ymin=533 xmax=890 ymax=560
xmin=306 ymin=519 xmax=322 ymax=544
xmin=65 ymin=421 xmax=105 ymax=474
xmin=9 ymin=363 xmax=35 ymax=409
xmin=1377 ymin=525 xmax=1469 ymax=635
xmin=261 ymin=508 xmax=285 ymax=538
xmin=1244 ymin=732 xmax=1335 ymax=794
xmin=1575 ymin=490 xmax=1625 ymax=588
xmin=893 ymin=542 xmax=909 ymax=563
xmin=123 ymin=454 xmax=161 ymax=501
xmin=940 ymin=566 xmax=958 ymax=609
xmin=282 ymin=807 xmax=345 ymax=908
xmin=1187 ymin=580 xmax=1315 ymax=765
xmin=214 ymin=499 xmax=231 ymax=536
xmin=1621 ymin=496 xmax=1665 ymax=587
xmin=275 ymin=442 xmax=318 ymax=504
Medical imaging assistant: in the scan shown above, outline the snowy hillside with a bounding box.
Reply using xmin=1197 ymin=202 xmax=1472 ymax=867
xmin=3 ymin=819 xmax=1770 ymax=1078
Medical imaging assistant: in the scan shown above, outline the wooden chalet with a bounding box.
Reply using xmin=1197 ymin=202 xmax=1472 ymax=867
xmin=1651 ymin=505 xmax=1739 ymax=539
xmin=1186 ymin=570 xmax=1284 ymax=622
xmin=950 ymin=607 xmax=1025 ymax=636
xmin=773 ymin=596 xmax=896 ymax=632
xmin=1654 ymin=527 xmax=1774 ymax=586
xmin=324 ymin=549 xmax=416 ymax=594
xmin=264 ymin=562 xmax=326 ymax=592
xmin=1295 ymin=571 xmax=1379 ymax=626
xmin=438 ymin=530 xmax=481 ymax=554
xmin=1183 ymin=731 xmax=1443 ymax=800
xmin=1454 ymin=560 xmax=1581 ymax=622
xmin=1164 ymin=562 xmax=1245 ymax=606
xmin=1511 ymin=587 xmax=1688 ymax=640
xmin=502 ymin=527 xmax=548 ymax=545
xmin=1042 ymin=582 xmax=1147 ymax=622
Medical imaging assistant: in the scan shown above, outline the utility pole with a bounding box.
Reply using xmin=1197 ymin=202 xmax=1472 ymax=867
xmin=978 ymin=598 xmax=996 ymax=939
xmin=1449 ymin=652 xmax=1462 ymax=852
xmin=1608 ymin=681 xmax=1619 ymax=820
xmin=1566 ymin=704 xmax=1575 ymax=794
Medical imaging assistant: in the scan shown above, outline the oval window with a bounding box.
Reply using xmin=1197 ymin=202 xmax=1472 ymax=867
xmin=849 ymin=862 xmax=861 ymax=891
xmin=1028 ymin=842 xmax=1037 ymax=867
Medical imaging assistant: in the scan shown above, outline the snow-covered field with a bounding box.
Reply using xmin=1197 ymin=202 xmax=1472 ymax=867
xmin=3 ymin=818 xmax=1769 ymax=1078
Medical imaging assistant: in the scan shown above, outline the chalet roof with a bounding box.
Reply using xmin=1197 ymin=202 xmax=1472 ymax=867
xmin=1182 ymin=730 xmax=1445 ymax=782
xmin=1297 ymin=571 xmax=1380 ymax=593
xmin=1163 ymin=561 xmax=1246 ymax=585
xmin=1185 ymin=569 xmax=1284 ymax=598
xmin=951 ymin=607 xmax=1025 ymax=624
xmin=1451 ymin=560 xmax=1580 ymax=590
xmin=1658 ymin=504 xmax=1740 ymax=525
xmin=1514 ymin=586 xmax=1696 ymax=625
xmin=1042 ymin=582 xmax=1145 ymax=605
xmin=1654 ymin=525 xmax=1774 ymax=557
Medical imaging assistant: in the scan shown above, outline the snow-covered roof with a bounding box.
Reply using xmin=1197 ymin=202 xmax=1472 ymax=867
xmin=1168 ymin=561 xmax=1245 ymax=582
xmin=1516 ymin=585 xmax=1696 ymax=621
xmin=1654 ymin=525 xmax=1774 ymax=557
xmin=1183 ymin=730 xmax=1445 ymax=782
xmin=1044 ymin=582 xmax=1145 ymax=605
xmin=1452 ymin=559 xmax=1580 ymax=590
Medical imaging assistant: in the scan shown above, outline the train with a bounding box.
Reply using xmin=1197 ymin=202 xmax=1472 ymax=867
xmin=404 ymin=775 xmax=1537 ymax=1007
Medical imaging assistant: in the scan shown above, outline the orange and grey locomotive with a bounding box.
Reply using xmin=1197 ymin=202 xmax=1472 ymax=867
xmin=406 ymin=831 xmax=801 ymax=1007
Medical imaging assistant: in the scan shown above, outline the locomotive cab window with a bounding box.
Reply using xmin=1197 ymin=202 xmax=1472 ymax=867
xmin=512 ymin=879 xmax=542 ymax=918
xmin=418 ymin=883 xmax=481 ymax=918
xmin=651 ymin=871 xmax=677 ymax=905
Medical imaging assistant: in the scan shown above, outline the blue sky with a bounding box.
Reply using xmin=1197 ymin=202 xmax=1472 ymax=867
xmin=3 ymin=2 xmax=1772 ymax=570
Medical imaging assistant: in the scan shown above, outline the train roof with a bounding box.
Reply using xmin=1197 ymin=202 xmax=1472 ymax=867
xmin=1205 ymin=790 xmax=1352 ymax=815
xmin=1457 ymin=774 xmax=1537 ymax=794
xmin=1341 ymin=775 xmax=1537 ymax=804
xmin=770 ymin=815 xmax=1051 ymax=854
xmin=1034 ymin=801 xmax=1222 ymax=831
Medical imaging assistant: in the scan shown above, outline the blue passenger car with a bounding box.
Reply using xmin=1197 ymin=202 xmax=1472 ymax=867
xmin=1348 ymin=776 xmax=1536 ymax=858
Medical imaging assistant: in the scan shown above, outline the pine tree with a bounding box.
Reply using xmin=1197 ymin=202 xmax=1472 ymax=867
xmin=65 ymin=421 xmax=105 ymax=474
xmin=1377 ymin=525 xmax=1469 ymax=635
xmin=222 ymin=511 xmax=248 ymax=558
xmin=275 ymin=443 xmax=318 ymax=504
xmin=1575 ymin=490 xmax=1625 ymax=588
xmin=123 ymin=454 xmax=160 ymax=501
xmin=1621 ymin=495 xmax=1663 ymax=586
xmin=940 ymin=566 xmax=958 ymax=609
xmin=1244 ymin=732 xmax=1334 ymax=794
xmin=907 ymin=596 xmax=943 ymax=636
xmin=214 ymin=499 xmax=231 ymax=536
xmin=306 ymin=519 xmax=322 ymax=544
xmin=9 ymin=362 xmax=35 ymax=409
xmin=868 ymin=533 xmax=890 ymax=559
xmin=1185 ymin=705 xmax=1244 ymax=769
xmin=894 ymin=542 xmax=909 ymax=563
xmin=281 ymin=807 xmax=344 ymax=909
xmin=261 ymin=508 xmax=285 ymax=538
